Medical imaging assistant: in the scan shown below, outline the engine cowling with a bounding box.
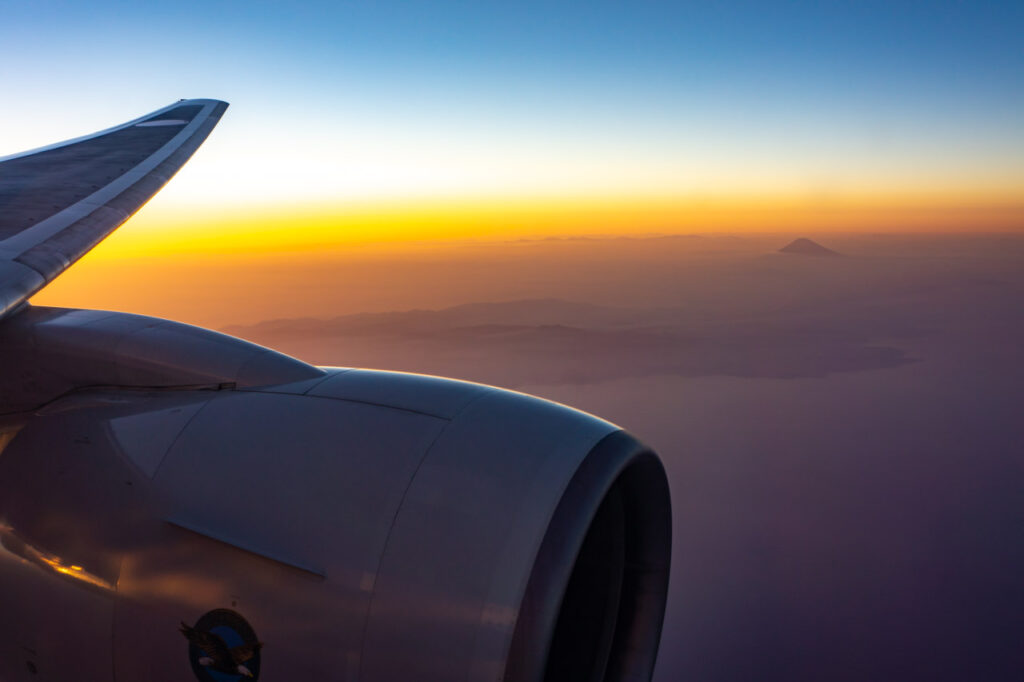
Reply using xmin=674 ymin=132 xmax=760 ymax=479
xmin=0 ymin=307 xmax=671 ymax=681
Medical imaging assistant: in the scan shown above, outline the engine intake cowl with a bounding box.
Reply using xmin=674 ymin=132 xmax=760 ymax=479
xmin=0 ymin=368 xmax=670 ymax=681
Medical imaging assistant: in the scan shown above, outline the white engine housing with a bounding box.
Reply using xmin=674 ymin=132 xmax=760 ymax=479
xmin=0 ymin=306 xmax=671 ymax=681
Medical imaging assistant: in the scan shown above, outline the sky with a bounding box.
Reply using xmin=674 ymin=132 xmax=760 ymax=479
xmin=2 ymin=0 xmax=1022 ymax=319
xmin=3 ymin=2 xmax=1022 ymax=239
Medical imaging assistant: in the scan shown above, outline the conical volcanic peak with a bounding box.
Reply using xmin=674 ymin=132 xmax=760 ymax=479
xmin=779 ymin=238 xmax=841 ymax=256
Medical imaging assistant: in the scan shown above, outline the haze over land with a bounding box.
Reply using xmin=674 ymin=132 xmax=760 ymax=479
xmin=30 ymin=229 xmax=1024 ymax=678
xmin=209 ymin=232 xmax=1024 ymax=681
xmin=220 ymin=232 xmax=1023 ymax=387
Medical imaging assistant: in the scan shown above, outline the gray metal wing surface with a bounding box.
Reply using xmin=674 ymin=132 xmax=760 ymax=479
xmin=0 ymin=99 xmax=228 ymax=318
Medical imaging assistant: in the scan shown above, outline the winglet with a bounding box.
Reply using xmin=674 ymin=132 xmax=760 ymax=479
xmin=0 ymin=99 xmax=229 ymax=319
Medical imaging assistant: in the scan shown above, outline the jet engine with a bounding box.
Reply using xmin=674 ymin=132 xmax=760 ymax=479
xmin=0 ymin=305 xmax=671 ymax=681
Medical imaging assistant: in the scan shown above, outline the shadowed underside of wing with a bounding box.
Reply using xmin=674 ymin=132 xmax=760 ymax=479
xmin=0 ymin=99 xmax=228 ymax=319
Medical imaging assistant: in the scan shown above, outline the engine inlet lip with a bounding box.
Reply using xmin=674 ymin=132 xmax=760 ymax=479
xmin=505 ymin=429 xmax=672 ymax=682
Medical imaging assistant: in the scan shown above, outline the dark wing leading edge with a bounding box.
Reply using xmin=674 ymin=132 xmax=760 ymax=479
xmin=0 ymin=99 xmax=228 ymax=319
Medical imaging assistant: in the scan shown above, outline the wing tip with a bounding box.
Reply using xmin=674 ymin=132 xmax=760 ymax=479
xmin=0 ymin=97 xmax=231 ymax=318
xmin=178 ymin=98 xmax=230 ymax=109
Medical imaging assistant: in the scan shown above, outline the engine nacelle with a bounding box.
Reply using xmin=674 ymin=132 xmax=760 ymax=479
xmin=0 ymin=308 xmax=671 ymax=682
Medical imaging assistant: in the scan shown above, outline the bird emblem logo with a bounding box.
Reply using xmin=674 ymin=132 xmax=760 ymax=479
xmin=180 ymin=609 xmax=263 ymax=681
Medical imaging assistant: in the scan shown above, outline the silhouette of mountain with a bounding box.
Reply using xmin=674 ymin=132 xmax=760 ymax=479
xmin=779 ymin=238 xmax=841 ymax=256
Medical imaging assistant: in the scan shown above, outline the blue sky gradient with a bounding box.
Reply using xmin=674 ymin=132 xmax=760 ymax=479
xmin=2 ymin=1 xmax=1022 ymax=207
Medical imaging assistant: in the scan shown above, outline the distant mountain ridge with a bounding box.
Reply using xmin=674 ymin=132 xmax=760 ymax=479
xmin=225 ymin=298 xmax=658 ymax=337
xmin=222 ymin=294 xmax=919 ymax=386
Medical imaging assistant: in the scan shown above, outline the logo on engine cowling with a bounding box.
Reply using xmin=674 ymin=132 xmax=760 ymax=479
xmin=180 ymin=609 xmax=263 ymax=681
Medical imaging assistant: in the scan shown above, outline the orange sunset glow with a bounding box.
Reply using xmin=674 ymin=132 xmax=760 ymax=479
xmin=31 ymin=186 xmax=1021 ymax=327
xmin=41 ymin=191 xmax=1024 ymax=258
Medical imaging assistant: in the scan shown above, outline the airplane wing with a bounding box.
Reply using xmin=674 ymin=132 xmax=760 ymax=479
xmin=0 ymin=99 xmax=228 ymax=319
